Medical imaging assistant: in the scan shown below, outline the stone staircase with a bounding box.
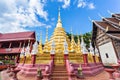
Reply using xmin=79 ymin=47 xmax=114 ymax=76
xmin=51 ymin=65 xmax=68 ymax=80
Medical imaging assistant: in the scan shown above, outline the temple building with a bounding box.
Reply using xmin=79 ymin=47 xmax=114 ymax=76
xmin=92 ymin=13 xmax=120 ymax=65
xmin=0 ymin=32 xmax=35 ymax=62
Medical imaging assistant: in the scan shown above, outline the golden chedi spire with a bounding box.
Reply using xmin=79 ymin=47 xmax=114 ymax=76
xmin=47 ymin=8 xmax=71 ymax=53
xmin=56 ymin=7 xmax=62 ymax=28
xmin=38 ymin=31 xmax=43 ymax=54
xmin=44 ymin=27 xmax=49 ymax=53
xmin=70 ymin=28 xmax=76 ymax=52
xmin=76 ymin=35 xmax=82 ymax=54
xmin=45 ymin=27 xmax=48 ymax=42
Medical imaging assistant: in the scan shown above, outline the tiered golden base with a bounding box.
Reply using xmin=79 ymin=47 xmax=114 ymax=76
xmin=68 ymin=52 xmax=83 ymax=64
xmin=36 ymin=53 xmax=51 ymax=64
xmin=19 ymin=52 xmax=95 ymax=65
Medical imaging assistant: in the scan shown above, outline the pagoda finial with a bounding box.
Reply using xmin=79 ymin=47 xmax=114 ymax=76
xmin=70 ymin=27 xmax=73 ymax=34
xmin=40 ymin=31 xmax=42 ymax=43
xmin=44 ymin=27 xmax=49 ymax=53
xmin=56 ymin=7 xmax=62 ymax=28
xmin=45 ymin=27 xmax=48 ymax=42
xmin=70 ymin=27 xmax=76 ymax=52
xmin=77 ymin=34 xmax=80 ymax=43
xmin=38 ymin=31 xmax=43 ymax=54
xmin=70 ymin=27 xmax=73 ymax=39
xmin=77 ymin=34 xmax=82 ymax=54
xmin=58 ymin=7 xmax=61 ymax=23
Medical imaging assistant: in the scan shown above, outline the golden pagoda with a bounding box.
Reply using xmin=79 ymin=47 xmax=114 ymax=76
xmin=76 ymin=35 xmax=82 ymax=54
xmin=70 ymin=28 xmax=77 ymax=52
xmin=46 ymin=8 xmax=71 ymax=54
xmin=35 ymin=8 xmax=96 ymax=65
xmin=19 ymin=8 xmax=94 ymax=65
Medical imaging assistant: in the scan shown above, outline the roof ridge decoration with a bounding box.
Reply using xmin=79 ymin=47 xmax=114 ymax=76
xmin=113 ymin=14 xmax=120 ymax=18
xmin=88 ymin=17 xmax=95 ymax=22
xmin=97 ymin=13 xmax=118 ymax=30
xmin=98 ymin=13 xmax=119 ymax=27
xmin=107 ymin=10 xmax=120 ymax=18
xmin=107 ymin=10 xmax=114 ymax=15
xmin=98 ymin=13 xmax=104 ymax=19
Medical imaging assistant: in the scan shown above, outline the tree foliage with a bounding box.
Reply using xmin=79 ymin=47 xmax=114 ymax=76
xmin=66 ymin=31 xmax=92 ymax=48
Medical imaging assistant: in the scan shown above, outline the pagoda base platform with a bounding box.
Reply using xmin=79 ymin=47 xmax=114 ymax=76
xmin=72 ymin=62 xmax=104 ymax=76
xmin=17 ymin=64 xmax=48 ymax=77
xmin=17 ymin=60 xmax=54 ymax=79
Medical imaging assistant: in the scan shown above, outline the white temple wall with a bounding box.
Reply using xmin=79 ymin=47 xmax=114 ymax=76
xmin=98 ymin=42 xmax=118 ymax=65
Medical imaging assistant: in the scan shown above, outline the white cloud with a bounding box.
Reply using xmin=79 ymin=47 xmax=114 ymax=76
xmin=77 ymin=0 xmax=86 ymax=8
xmin=58 ymin=0 xmax=71 ymax=9
xmin=51 ymin=18 xmax=55 ymax=21
xmin=88 ymin=3 xmax=95 ymax=9
xmin=0 ymin=0 xmax=48 ymax=33
xmin=77 ymin=0 xmax=95 ymax=9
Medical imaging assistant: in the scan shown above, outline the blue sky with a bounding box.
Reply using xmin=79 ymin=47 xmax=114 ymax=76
xmin=0 ymin=0 xmax=120 ymax=43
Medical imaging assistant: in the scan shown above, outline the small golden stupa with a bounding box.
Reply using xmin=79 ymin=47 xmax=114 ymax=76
xmin=38 ymin=32 xmax=43 ymax=54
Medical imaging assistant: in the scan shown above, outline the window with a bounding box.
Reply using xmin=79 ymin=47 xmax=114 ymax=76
xmin=105 ymin=53 xmax=109 ymax=58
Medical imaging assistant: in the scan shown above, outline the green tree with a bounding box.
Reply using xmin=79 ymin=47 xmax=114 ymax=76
xmin=66 ymin=31 xmax=92 ymax=48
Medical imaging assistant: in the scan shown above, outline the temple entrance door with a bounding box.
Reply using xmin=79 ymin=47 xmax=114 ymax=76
xmin=54 ymin=54 xmax=64 ymax=65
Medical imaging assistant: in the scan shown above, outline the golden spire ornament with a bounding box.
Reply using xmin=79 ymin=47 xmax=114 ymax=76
xmin=56 ymin=7 xmax=62 ymax=28
xmin=70 ymin=27 xmax=76 ymax=52
xmin=38 ymin=31 xmax=43 ymax=54
xmin=43 ymin=27 xmax=49 ymax=53
xmin=77 ymin=34 xmax=82 ymax=54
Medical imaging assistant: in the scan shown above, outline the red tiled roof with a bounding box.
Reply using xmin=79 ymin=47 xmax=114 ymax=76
xmin=0 ymin=31 xmax=35 ymax=42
